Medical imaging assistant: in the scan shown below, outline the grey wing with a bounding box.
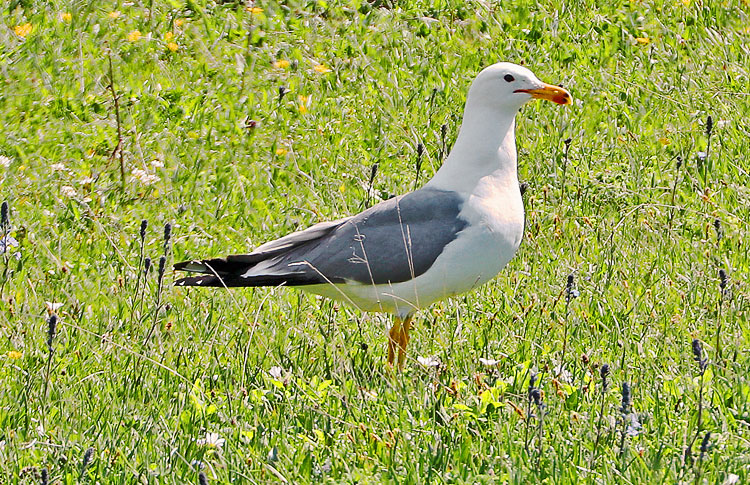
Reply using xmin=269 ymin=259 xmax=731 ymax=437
xmin=275 ymin=188 xmax=468 ymax=285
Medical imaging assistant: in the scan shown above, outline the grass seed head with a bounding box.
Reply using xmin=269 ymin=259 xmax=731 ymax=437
xmin=41 ymin=468 xmax=48 ymax=485
xmin=620 ymin=382 xmax=631 ymax=414
xmin=706 ymin=115 xmax=713 ymax=137
xmin=719 ymin=269 xmax=728 ymax=291
xmin=140 ymin=219 xmax=148 ymax=241
xmin=47 ymin=314 xmax=58 ymax=351
xmin=692 ymin=339 xmax=707 ymax=371
xmin=600 ymin=363 xmax=610 ymax=391
xmin=158 ymin=255 xmax=166 ymax=279
xmin=530 ymin=388 xmax=542 ymax=407
xmin=163 ymin=222 xmax=172 ymax=245
xmin=144 ymin=257 xmax=151 ymax=274
xmin=0 ymin=201 xmax=8 ymax=230
xmin=82 ymin=447 xmax=93 ymax=469
xmin=700 ymin=432 xmax=711 ymax=453
xmin=676 ymin=156 xmax=682 ymax=170
xmin=199 ymin=471 xmax=208 ymax=485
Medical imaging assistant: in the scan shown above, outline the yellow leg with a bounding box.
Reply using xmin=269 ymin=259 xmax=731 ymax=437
xmin=397 ymin=316 xmax=412 ymax=371
xmin=387 ymin=318 xmax=403 ymax=367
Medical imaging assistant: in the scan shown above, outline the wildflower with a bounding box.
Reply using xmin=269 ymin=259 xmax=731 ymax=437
xmin=51 ymin=163 xmax=67 ymax=171
xmin=132 ymin=168 xmax=159 ymax=186
xmin=14 ymin=23 xmax=33 ymax=38
xmin=61 ymin=12 xmax=72 ymax=23
xmin=314 ymin=64 xmax=331 ymax=73
xmin=61 ymin=185 xmax=77 ymax=198
xmin=45 ymin=302 xmax=64 ymax=314
xmin=635 ymin=37 xmax=650 ymax=45
xmin=8 ymin=351 xmax=22 ymax=359
xmin=127 ymin=30 xmax=142 ymax=42
xmin=175 ymin=18 xmax=184 ymax=27
xmin=275 ymin=148 xmax=287 ymax=156
xmin=0 ymin=155 xmax=11 ymax=168
xmin=417 ymin=356 xmax=441 ymax=367
xmin=298 ymin=95 xmax=309 ymax=114
xmin=479 ymin=357 xmax=500 ymax=366
xmin=268 ymin=366 xmax=284 ymax=379
xmin=248 ymin=6 xmax=263 ymax=14
xmin=108 ymin=11 xmax=121 ymax=19
xmin=167 ymin=42 xmax=178 ymax=52
xmin=273 ymin=59 xmax=290 ymax=69
xmin=164 ymin=31 xmax=174 ymax=41
xmin=626 ymin=413 xmax=642 ymax=437
xmin=196 ymin=432 xmax=225 ymax=449
xmin=0 ymin=235 xmax=18 ymax=255
xmin=658 ymin=137 xmax=670 ymax=145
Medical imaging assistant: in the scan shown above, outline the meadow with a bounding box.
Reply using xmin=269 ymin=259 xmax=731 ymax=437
xmin=1 ymin=0 xmax=749 ymax=482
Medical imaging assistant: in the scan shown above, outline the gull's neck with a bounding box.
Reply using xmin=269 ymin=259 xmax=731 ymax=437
xmin=425 ymin=99 xmax=519 ymax=194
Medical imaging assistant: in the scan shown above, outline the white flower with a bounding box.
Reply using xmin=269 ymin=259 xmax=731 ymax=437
xmin=132 ymin=168 xmax=160 ymax=186
xmin=0 ymin=235 xmax=19 ymax=254
xmin=479 ymin=357 xmax=500 ymax=366
xmin=417 ymin=356 xmax=441 ymax=368
xmin=79 ymin=176 xmax=95 ymax=185
xmin=724 ymin=474 xmax=740 ymax=485
xmin=46 ymin=302 xmax=64 ymax=312
xmin=61 ymin=185 xmax=77 ymax=198
xmin=626 ymin=413 xmax=642 ymax=437
xmin=0 ymin=155 xmax=11 ymax=168
xmin=716 ymin=119 xmax=730 ymax=129
xmin=268 ymin=366 xmax=284 ymax=380
xmin=150 ymin=160 xmax=164 ymax=168
xmin=51 ymin=163 xmax=67 ymax=172
xmin=196 ymin=432 xmax=225 ymax=449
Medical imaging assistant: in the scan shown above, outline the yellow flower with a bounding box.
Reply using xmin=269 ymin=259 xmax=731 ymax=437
xmin=164 ymin=31 xmax=174 ymax=41
xmin=127 ymin=30 xmax=142 ymax=42
xmin=636 ymin=36 xmax=650 ymax=45
xmin=313 ymin=64 xmax=331 ymax=73
xmin=14 ymin=23 xmax=33 ymax=38
xmin=175 ymin=18 xmax=184 ymax=27
xmin=248 ymin=7 xmax=263 ymax=14
xmin=298 ymin=95 xmax=309 ymax=114
xmin=658 ymin=137 xmax=671 ymax=146
xmin=275 ymin=148 xmax=287 ymax=156
xmin=8 ymin=351 xmax=22 ymax=360
xmin=273 ymin=59 xmax=290 ymax=69
xmin=61 ymin=12 xmax=72 ymax=23
xmin=681 ymin=0 xmax=690 ymax=4
xmin=108 ymin=11 xmax=121 ymax=19
xmin=167 ymin=42 xmax=178 ymax=52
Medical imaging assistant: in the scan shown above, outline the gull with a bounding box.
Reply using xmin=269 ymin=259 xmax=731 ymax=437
xmin=175 ymin=62 xmax=571 ymax=370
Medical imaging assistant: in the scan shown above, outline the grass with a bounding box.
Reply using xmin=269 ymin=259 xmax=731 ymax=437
xmin=1 ymin=0 xmax=749 ymax=482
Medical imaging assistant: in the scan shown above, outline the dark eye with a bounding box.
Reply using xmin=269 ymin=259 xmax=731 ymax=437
xmin=504 ymin=74 xmax=515 ymax=83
